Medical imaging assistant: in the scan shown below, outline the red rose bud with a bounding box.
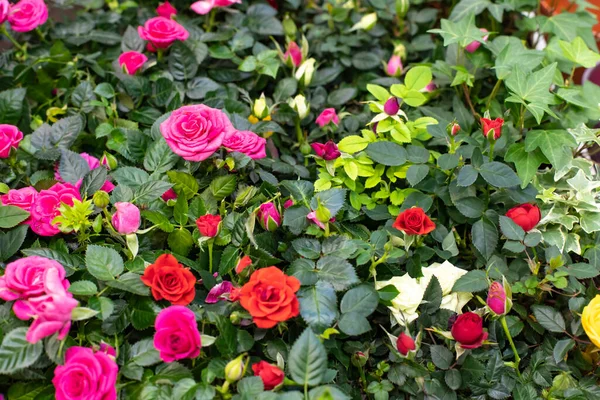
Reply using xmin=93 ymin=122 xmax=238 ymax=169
xmin=156 ymin=1 xmax=177 ymax=18
xmin=393 ymin=207 xmax=436 ymax=236
xmin=252 ymin=361 xmax=285 ymax=390
xmin=481 ymin=117 xmax=504 ymax=140
xmin=283 ymin=41 xmax=302 ymax=68
xmin=162 ymin=188 xmax=177 ymax=202
xmin=396 ymin=332 xmax=416 ymax=355
xmin=506 ymin=203 xmax=541 ymax=232
xmin=257 ymin=202 xmax=281 ymax=231
xmin=235 ymin=255 xmax=252 ymax=274
xmin=487 ymin=281 xmax=506 ymax=315
xmin=451 ymin=312 xmax=488 ymax=349
xmin=384 ymin=97 xmax=400 ymax=115
xmin=449 ymin=122 xmax=460 ymax=136
xmin=196 ymin=214 xmax=221 ymax=237
xmin=311 ymin=141 xmax=341 ymax=160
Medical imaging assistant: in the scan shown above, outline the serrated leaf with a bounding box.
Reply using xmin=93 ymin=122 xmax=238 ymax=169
xmin=298 ymin=282 xmax=338 ymax=331
xmin=85 ymin=245 xmax=124 ymax=281
xmin=288 ymin=328 xmax=327 ymax=386
xmin=0 ymin=327 xmax=43 ymax=374
xmin=532 ymin=305 xmax=566 ymax=333
xmin=451 ymin=270 xmax=488 ymax=292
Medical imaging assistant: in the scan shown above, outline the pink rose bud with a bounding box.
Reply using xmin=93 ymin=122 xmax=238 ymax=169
xmin=396 ymin=332 xmax=416 ymax=355
xmin=315 ymin=108 xmax=340 ymax=128
xmin=7 ymin=0 xmax=48 ymax=32
xmin=205 ymin=281 xmax=234 ymax=304
xmin=162 ymin=188 xmax=178 ymax=202
xmin=191 ymin=0 xmax=241 ymax=15
xmin=383 ymin=97 xmax=400 ymax=115
xmin=487 ymin=281 xmax=506 ymax=315
xmin=118 ymin=51 xmax=148 ymax=75
xmin=386 ymin=54 xmax=403 ymax=77
xmin=450 ymin=123 xmax=460 ymax=136
xmin=284 ymin=41 xmax=303 ymax=68
xmin=465 ymin=28 xmax=489 ymax=53
xmin=283 ymin=199 xmax=294 ymax=209
xmin=0 ymin=124 xmax=23 ymax=158
xmin=421 ymin=82 xmax=437 ymax=93
xmin=156 ymin=1 xmax=177 ymax=18
xmin=138 ymin=17 xmax=189 ymax=50
xmin=257 ymin=202 xmax=281 ymax=232
xmin=311 ymin=141 xmax=341 ymax=160
xmin=111 ymin=202 xmax=141 ymax=235
xmin=0 ymin=0 xmax=9 ymax=24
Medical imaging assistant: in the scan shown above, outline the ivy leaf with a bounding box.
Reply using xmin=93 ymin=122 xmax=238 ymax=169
xmin=505 ymin=63 xmax=558 ymax=124
xmin=428 ymin=14 xmax=486 ymax=47
xmin=559 ymin=37 xmax=600 ymax=68
xmin=505 ymin=143 xmax=546 ymax=188
xmin=524 ymin=130 xmax=577 ymax=171
xmin=288 ymin=328 xmax=327 ymax=386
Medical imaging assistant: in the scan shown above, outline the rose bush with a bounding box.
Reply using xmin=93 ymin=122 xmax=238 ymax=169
xmin=0 ymin=0 xmax=600 ymax=398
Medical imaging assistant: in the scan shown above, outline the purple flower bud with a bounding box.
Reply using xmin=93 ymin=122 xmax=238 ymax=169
xmin=384 ymin=97 xmax=400 ymax=115
xmin=487 ymin=281 xmax=506 ymax=315
xmin=311 ymin=141 xmax=341 ymax=160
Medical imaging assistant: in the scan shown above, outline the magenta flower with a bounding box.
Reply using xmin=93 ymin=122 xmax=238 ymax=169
xmin=283 ymin=41 xmax=303 ymax=68
xmin=30 ymin=183 xmax=81 ymax=237
xmin=384 ymin=97 xmax=400 ymax=115
xmin=222 ymin=130 xmax=267 ymax=159
xmin=386 ymin=54 xmax=403 ymax=77
xmin=205 ymin=281 xmax=234 ymax=303
xmin=0 ymin=0 xmax=9 ymax=24
xmin=118 ymin=51 xmax=148 ymax=75
xmin=7 ymin=0 xmax=48 ymax=32
xmin=0 ymin=256 xmax=68 ymax=302
xmin=154 ymin=306 xmax=201 ymax=362
xmin=111 ymin=202 xmax=141 ymax=235
xmin=156 ymin=1 xmax=177 ymax=18
xmin=316 ymin=108 xmax=340 ymax=128
xmin=311 ymin=141 xmax=341 ymax=160
xmin=487 ymin=281 xmax=507 ymax=315
xmin=257 ymin=202 xmax=281 ymax=232
xmin=191 ymin=0 xmax=241 ymax=15
xmin=283 ymin=199 xmax=294 ymax=209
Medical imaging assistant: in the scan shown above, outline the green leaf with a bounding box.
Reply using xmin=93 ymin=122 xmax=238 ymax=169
xmin=430 ymin=345 xmax=453 ymax=370
xmin=0 ymin=88 xmax=26 ymax=125
xmin=451 ymin=270 xmax=488 ymax=292
xmin=499 ymin=216 xmax=525 ymax=241
xmin=406 ymin=165 xmax=429 ymax=186
xmin=553 ymin=339 xmax=575 ymax=363
xmin=445 ymin=369 xmax=462 ymax=390
xmin=210 ymin=175 xmax=237 ymax=200
xmin=366 ymin=141 xmax=407 ymax=166
xmin=567 ymin=263 xmax=600 ymax=279
xmin=337 ymin=135 xmax=370 ymax=154
xmin=112 ymin=167 xmax=150 ymax=189
xmin=94 ymin=82 xmax=115 ymax=99
xmin=0 ymin=225 xmax=28 ymax=261
xmin=129 ymin=297 xmax=159 ymax=330
xmin=68 ymin=280 xmax=98 ymax=296
xmin=559 ymin=37 xmax=600 ymax=68
xmin=0 ymin=327 xmax=43 ymax=374
xmin=218 ymin=245 xmax=239 ymax=275
xmin=80 ymin=167 xmax=108 ymax=197
xmin=288 ymin=328 xmax=328 ymax=386
xmin=298 ymin=282 xmax=338 ymax=331
xmin=0 ymin=206 xmax=29 ymax=229
xmin=472 ymin=218 xmax=498 ymax=260
xmin=316 ymin=256 xmax=359 ymax=291
xmin=457 ymin=165 xmax=478 ymax=187
xmin=311 ymin=188 xmax=347 ymax=216
xmin=130 ymin=338 xmax=161 ymax=366
xmin=134 ymin=180 xmax=173 ymax=204
xmin=524 ymin=130 xmax=577 ymax=171
xmin=404 ymin=66 xmax=433 ymax=91
xmin=505 ymin=143 xmax=546 ymax=188
xmin=366 ymin=84 xmax=390 ymax=102
xmin=71 ymin=307 xmax=99 ymax=321
xmin=169 ymin=42 xmax=199 ymax=81
xmin=168 ymin=229 xmax=194 ymax=257
xmin=340 ymin=284 xmax=378 ymax=316
xmin=505 ymin=64 xmax=557 ymax=124
xmin=478 ymin=162 xmax=520 ymax=188
xmin=283 ymin=206 xmax=310 ymax=235
xmin=144 ymin=138 xmax=179 ymax=173
xmin=454 ymin=197 xmax=485 ymax=218
xmin=292 ymin=238 xmax=321 ymax=259
xmin=532 ymin=305 xmax=566 ymax=333
xmin=167 ymin=171 xmax=199 ymax=200
xmin=421 ymin=276 xmax=442 ymax=314
xmin=85 ymin=245 xmax=124 ymax=281
xmin=328 ymin=88 xmax=357 ymax=106
xmin=59 ymin=150 xmax=90 ymax=184
xmin=428 ymin=14 xmax=486 ymax=47
xmin=143 ymin=210 xmax=174 ymax=232
xmin=105 ymin=273 xmax=149 ymax=296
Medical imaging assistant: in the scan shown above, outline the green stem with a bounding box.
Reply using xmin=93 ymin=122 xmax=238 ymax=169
xmin=0 ymin=26 xmax=25 ymax=52
xmin=486 ymin=79 xmax=502 ymax=109
xmin=501 ymin=315 xmax=522 ymax=378
xmin=488 ymin=140 xmax=495 ymax=161
xmin=208 ymin=241 xmax=214 ymax=274
xmin=295 ymin=118 xmax=303 ymax=145
xmin=206 ymin=9 xmax=216 ymax=32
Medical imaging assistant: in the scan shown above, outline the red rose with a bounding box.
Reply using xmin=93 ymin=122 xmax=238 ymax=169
xmin=506 ymin=203 xmax=541 ymax=232
xmin=196 ymin=214 xmax=221 ymax=237
xmin=252 ymin=361 xmax=284 ymax=390
xmin=141 ymin=254 xmax=197 ymax=305
xmin=481 ymin=117 xmax=504 ymax=140
xmin=451 ymin=312 xmax=488 ymax=349
xmin=393 ymin=207 xmax=436 ymax=235
xmin=396 ymin=332 xmax=416 ymax=355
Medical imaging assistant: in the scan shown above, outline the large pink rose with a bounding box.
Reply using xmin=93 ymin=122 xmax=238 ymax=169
xmin=1 ymin=187 xmax=38 ymax=219
xmin=30 ymin=183 xmax=81 ymax=237
xmin=154 ymin=305 xmax=201 ymax=362
xmin=0 ymin=256 xmax=68 ymax=301
xmin=111 ymin=202 xmax=140 ymax=235
xmin=222 ymin=130 xmax=266 ymax=159
xmin=118 ymin=51 xmax=148 ymax=75
xmin=160 ymin=104 xmax=234 ymax=161
xmin=191 ymin=0 xmax=241 ymax=15
xmin=0 ymin=124 xmax=23 ymax=158
xmin=137 ymin=16 xmax=189 ymax=50
xmin=52 ymin=345 xmax=118 ymax=400
xmin=12 ymin=267 xmax=77 ymax=343
xmin=55 ymin=153 xmax=114 ymax=193
xmin=0 ymin=0 xmax=9 ymax=24
xmin=7 ymin=0 xmax=48 ymax=32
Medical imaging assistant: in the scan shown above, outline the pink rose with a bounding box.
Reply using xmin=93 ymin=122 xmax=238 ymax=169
xmin=191 ymin=0 xmax=241 ymax=15
xmin=0 ymin=0 xmax=9 ymax=24
xmin=53 ymin=345 xmax=118 ymax=400
xmin=284 ymin=41 xmax=302 ymax=68
xmin=138 ymin=17 xmax=189 ymax=50
xmin=315 ymin=108 xmax=339 ymax=128
xmin=386 ymin=54 xmax=403 ymax=77
xmin=156 ymin=1 xmax=177 ymax=18
xmin=311 ymin=141 xmax=340 ymax=160
xmin=1 ymin=187 xmax=38 ymax=220
xmin=154 ymin=306 xmax=201 ymax=362
xmin=160 ymin=104 xmax=233 ymax=161
xmin=465 ymin=28 xmax=489 ymax=53
xmin=0 ymin=256 xmax=68 ymax=301
xmin=7 ymin=0 xmax=48 ymax=32
xmin=257 ymin=202 xmax=281 ymax=232
xmin=54 ymin=153 xmax=114 ymax=193
xmin=0 ymin=124 xmax=23 ymax=158
xmin=30 ymin=183 xmax=81 ymax=236
xmin=222 ymin=130 xmax=266 ymax=159
xmin=111 ymin=202 xmax=140 ymax=235
xmin=12 ymin=267 xmax=77 ymax=343
xmin=205 ymin=281 xmax=233 ymax=303
xmin=118 ymin=51 xmax=148 ymax=75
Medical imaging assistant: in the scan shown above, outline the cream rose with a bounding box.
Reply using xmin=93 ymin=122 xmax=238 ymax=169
xmin=375 ymin=274 xmax=425 ymax=326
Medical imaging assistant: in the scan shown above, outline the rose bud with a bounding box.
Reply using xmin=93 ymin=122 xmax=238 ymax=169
xmin=93 ymin=191 xmax=110 ymax=209
xmin=235 ymin=255 xmax=252 ymax=274
xmin=465 ymin=28 xmax=489 ymax=53
xmin=156 ymin=1 xmax=177 ymax=19
xmin=162 ymin=188 xmax=177 ymax=202
xmin=283 ymin=41 xmax=302 ymax=68
xmin=295 ymin=58 xmax=316 ymax=86
xmin=288 ymin=94 xmax=310 ymax=120
xmin=351 ymin=351 xmax=368 ymax=367
xmin=448 ymin=122 xmax=460 ymax=136
xmin=225 ymin=354 xmax=247 ymax=383
xmin=386 ymin=54 xmax=403 ymax=77
xmin=421 ymin=82 xmax=437 ymax=93
xmin=481 ymin=117 xmax=504 ymax=140
xmin=311 ymin=141 xmax=341 ymax=160
xmin=100 ymin=152 xmax=117 ymax=170
xmin=384 ymin=97 xmax=400 ymax=115
xmin=257 ymin=202 xmax=281 ymax=232
xmin=315 ymin=108 xmax=340 ymax=128
xmin=393 ymin=207 xmax=436 ymax=236
xmin=196 ymin=214 xmax=221 ymax=237
xmin=252 ymin=361 xmax=285 ymax=391
xmin=396 ymin=332 xmax=416 ymax=355
xmin=283 ymin=199 xmax=294 ymax=209
xmin=111 ymin=202 xmax=140 ymax=234
xmin=252 ymin=93 xmax=270 ymax=120
xmin=487 ymin=281 xmax=506 ymax=316
xmin=118 ymin=51 xmax=148 ymax=75
xmin=451 ymin=312 xmax=488 ymax=349
xmin=506 ymin=204 xmax=541 ymax=232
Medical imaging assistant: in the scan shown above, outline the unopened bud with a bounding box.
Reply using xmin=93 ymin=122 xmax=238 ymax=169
xmin=448 ymin=122 xmax=460 ymax=136
xmin=351 ymin=351 xmax=368 ymax=367
xmin=93 ymin=191 xmax=110 ymax=209
xmin=224 ymin=354 xmax=247 ymax=383
xmin=101 ymin=153 xmax=118 ymax=170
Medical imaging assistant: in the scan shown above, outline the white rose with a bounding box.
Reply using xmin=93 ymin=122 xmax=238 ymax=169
xmin=440 ymin=292 xmax=473 ymax=314
xmin=421 ymin=260 xmax=468 ymax=295
xmin=376 ymin=274 xmax=425 ymax=326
